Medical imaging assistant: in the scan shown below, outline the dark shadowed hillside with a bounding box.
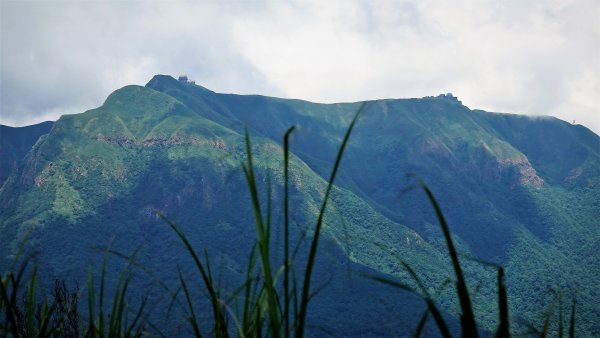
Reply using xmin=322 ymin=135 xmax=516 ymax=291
xmin=0 ymin=121 xmax=53 ymax=186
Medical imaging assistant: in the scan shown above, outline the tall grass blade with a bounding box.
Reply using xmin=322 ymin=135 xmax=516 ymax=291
xmin=399 ymin=260 xmax=428 ymax=297
xmin=292 ymin=266 xmax=299 ymax=333
xmin=36 ymin=300 xmax=56 ymax=338
xmin=0 ymin=272 xmax=19 ymax=337
xmin=99 ymin=246 xmax=109 ymax=338
xmin=568 ymin=298 xmax=576 ymax=338
xmin=87 ymin=266 xmax=96 ymax=337
xmin=178 ymin=269 xmax=203 ymax=338
xmin=296 ymin=102 xmax=366 ymax=338
xmin=266 ymin=171 xmax=272 ymax=246
xmin=158 ymin=213 xmax=228 ymax=337
xmin=414 ymin=308 xmax=430 ymax=338
xmin=108 ymin=277 xmax=123 ymax=335
xmin=25 ymin=263 xmax=38 ymax=337
xmin=495 ymin=267 xmax=509 ymax=338
xmin=242 ymin=129 xmax=281 ymax=337
xmin=115 ymin=276 xmax=131 ymax=337
xmin=365 ymin=274 xmax=451 ymax=338
xmin=241 ymin=244 xmax=258 ymax=336
xmin=106 ymin=247 xmax=187 ymax=323
xmin=283 ymin=126 xmax=294 ymax=338
xmin=12 ymin=254 xmax=36 ymax=312
xmin=540 ymin=294 xmax=557 ymax=338
xmin=126 ymin=295 xmax=148 ymax=337
xmin=416 ymin=179 xmax=478 ymax=337
xmin=558 ymin=295 xmax=564 ymax=338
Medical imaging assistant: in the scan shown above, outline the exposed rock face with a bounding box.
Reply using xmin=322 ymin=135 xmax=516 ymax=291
xmin=95 ymin=134 xmax=227 ymax=149
xmin=513 ymin=160 xmax=544 ymax=188
xmin=466 ymin=142 xmax=544 ymax=189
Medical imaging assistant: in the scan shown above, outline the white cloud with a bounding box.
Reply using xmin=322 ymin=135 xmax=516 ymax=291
xmin=1 ymin=0 xmax=598 ymax=134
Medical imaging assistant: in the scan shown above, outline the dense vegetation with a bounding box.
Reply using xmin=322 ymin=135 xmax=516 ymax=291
xmin=1 ymin=119 xmax=577 ymax=337
xmin=1 ymin=75 xmax=598 ymax=336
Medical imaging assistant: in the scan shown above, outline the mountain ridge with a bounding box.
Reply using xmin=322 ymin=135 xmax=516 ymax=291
xmin=1 ymin=75 xmax=598 ymax=335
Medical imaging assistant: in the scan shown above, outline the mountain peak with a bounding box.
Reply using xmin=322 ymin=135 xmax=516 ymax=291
xmin=146 ymin=74 xmax=213 ymax=94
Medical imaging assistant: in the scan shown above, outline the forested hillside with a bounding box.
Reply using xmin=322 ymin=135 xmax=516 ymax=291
xmin=1 ymin=75 xmax=598 ymax=336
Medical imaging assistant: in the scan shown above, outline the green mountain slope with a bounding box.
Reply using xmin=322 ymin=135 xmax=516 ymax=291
xmin=1 ymin=75 xmax=598 ymax=335
xmin=0 ymin=84 xmax=459 ymax=335
xmin=146 ymin=76 xmax=600 ymax=334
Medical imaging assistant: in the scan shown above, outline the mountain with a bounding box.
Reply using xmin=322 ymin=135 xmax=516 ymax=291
xmin=1 ymin=75 xmax=598 ymax=335
xmin=0 ymin=121 xmax=53 ymax=186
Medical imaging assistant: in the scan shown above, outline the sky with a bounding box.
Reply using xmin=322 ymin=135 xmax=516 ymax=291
xmin=1 ymin=0 xmax=599 ymax=134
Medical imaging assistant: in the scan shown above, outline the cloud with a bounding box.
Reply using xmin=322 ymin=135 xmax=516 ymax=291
xmin=0 ymin=1 xmax=278 ymax=125
xmin=1 ymin=0 xmax=598 ymax=134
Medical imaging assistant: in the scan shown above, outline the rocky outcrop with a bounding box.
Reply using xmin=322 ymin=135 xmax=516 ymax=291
xmin=466 ymin=142 xmax=544 ymax=189
xmin=95 ymin=134 xmax=227 ymax=149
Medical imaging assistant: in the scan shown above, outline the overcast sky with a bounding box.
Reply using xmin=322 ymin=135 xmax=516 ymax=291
xmin=1 ymin=0 xmax=599 ymax=134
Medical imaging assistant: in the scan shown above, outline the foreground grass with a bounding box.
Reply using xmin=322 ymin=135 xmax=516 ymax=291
xmin=1 ymin=103 xmax=577 ymax=337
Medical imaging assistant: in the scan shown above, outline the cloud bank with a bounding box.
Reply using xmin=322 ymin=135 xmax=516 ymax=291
xmin=1 ymin=0 xmax=598 ymax=134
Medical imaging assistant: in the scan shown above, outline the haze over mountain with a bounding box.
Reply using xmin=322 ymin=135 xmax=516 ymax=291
xmin=1 ymin=75 xmax=598 ymax=336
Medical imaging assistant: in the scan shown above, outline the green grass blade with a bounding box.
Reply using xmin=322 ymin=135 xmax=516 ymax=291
xmin=36 ymin=300 xmax=56 ymax=338
xmin=414 ymin=308 xmax=430 ymax=338
xmin=540 ymin=294 xmax=557 ymax=338
xmin=178 ymin=269 xmax=203 ymax=338
xmin=568 ymin=298 xmax=576 ymax=338
xmin=256 ymin=302 xmax=263 ymax=337
xmin=0 ymin=272 xmax=19 ymax=337
xmin=422 ymin=298 xmax=453 ymax=338
xmin=25 ymin=263 xmax=38 ymax=337
xmin=371 ymin=241 xmax=430 ymax=296
xmin=416 ymin=179 xmax=478 ymax=337
xmin=242 ymin=244 xmax=258 ymax=335
xmin=99 ymin=246 xmax=109 ymax=338
xmin=87 ymin=265 xmax=96 ymax=338
xmin=242 ymin=129 xmax=281 ymax=337
xmin=283 ymin=126 xmax=294 ymax=338
xmin=115 ymin=276 xmax=131 ymax=337
xmin=204 ymin=249 xmax=215 ymax=293
xmin=365 ymin=274 xmax=451 ymax=338
xmin=12 ymin=254 xmax=35 ymax=310
xmin=292 ymin=266 xmax=299 ymax=333
xmin=266 ymin=171 xmax=272 ymax=246
xmin=399 ymin=260 xmax=429 ymax=297
xmin=108 ymin=277 xmax=123 ymax=336
xmin=126 ymin=295 xmax=148 ymax=336
xmin=158 ymin=213 xmax=228 ymax=337
xmin=363 ymin=274 xmax=411 ymax=293
xmin=296 ymin=102 xmax=365 ymax=338
xmin=558 ymin=294 xmax=564 ymax=338
xmin=495 ymin=267 xmax=509 ymax=338
xmin=105 ymin=247 xmax=187 ymax=321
